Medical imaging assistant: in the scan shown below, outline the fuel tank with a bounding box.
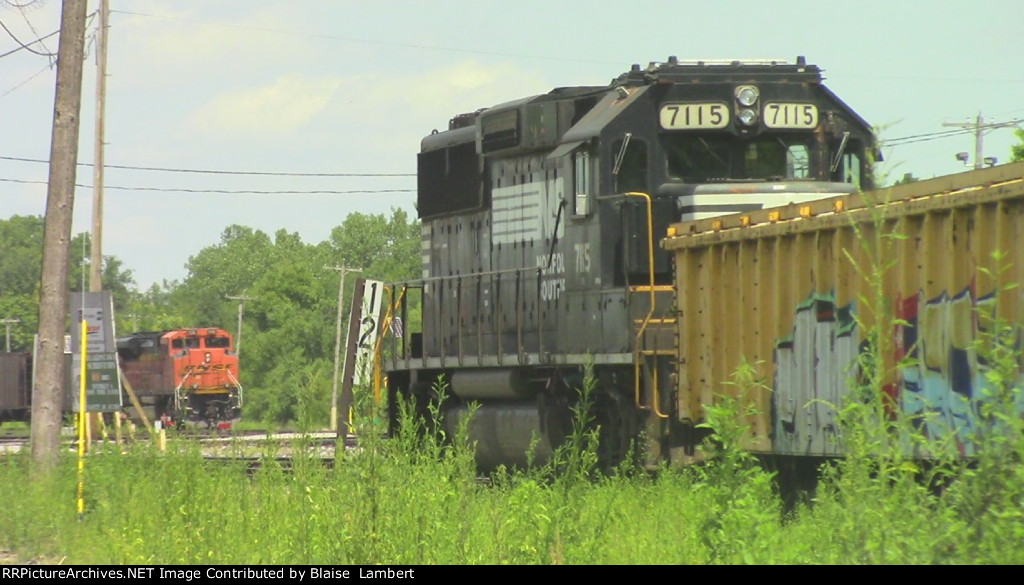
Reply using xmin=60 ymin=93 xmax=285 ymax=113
xmin=443 ymin=402 xmax=556 ymax=470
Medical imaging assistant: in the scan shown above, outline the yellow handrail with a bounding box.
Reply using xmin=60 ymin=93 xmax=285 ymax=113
xmin=625 ymin=192 xmax=668 ymax=419
xmin=373 ymin=284 xmax=406 ymax=405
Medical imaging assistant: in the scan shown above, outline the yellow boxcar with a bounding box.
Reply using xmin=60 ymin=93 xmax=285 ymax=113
xmin=662 ymin=162 xmax=1024 ymax=461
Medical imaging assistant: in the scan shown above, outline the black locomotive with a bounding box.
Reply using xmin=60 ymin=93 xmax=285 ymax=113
xmin=382 ymin=57 xmax=878 ymax=470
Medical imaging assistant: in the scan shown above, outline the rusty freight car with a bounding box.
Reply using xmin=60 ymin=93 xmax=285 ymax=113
xmin=0 ymin=352 xmax=32 ymax=423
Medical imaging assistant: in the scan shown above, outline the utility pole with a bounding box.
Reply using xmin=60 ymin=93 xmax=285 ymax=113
xmin=89 ymin=0 xmax=109 ymax=291
xmin=944 ymin=112 xmax=1019 ymax=170
xmin=32 ymin=0 xmax=89 ymax=471
xmin=226 ymin=294 xmax=257 ymax=360
xmin=327 ymin=265 xmax=361 ymax=432
xmin=1 ymin=318 xmax=20 ymax=352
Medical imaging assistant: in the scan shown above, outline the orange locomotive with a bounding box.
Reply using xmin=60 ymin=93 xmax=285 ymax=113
xmin=116 ymin=327 xmax=242 ymax=429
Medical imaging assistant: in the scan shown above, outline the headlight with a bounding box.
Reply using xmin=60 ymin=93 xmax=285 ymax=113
xmin=736 ymin=85 xmax=759 ymax=107
xmin=738 ymin=108 xmax=758 ymax=126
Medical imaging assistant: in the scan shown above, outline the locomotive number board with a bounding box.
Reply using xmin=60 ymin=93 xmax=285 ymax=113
xmin=659 ymin=102 xmax=730 ymax=130
xmin=659 ymin=102 xmax=820 ymax=130
xmin=763 ymin=103 xmax=818 ymax=129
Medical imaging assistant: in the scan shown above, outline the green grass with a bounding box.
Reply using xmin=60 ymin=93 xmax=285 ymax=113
xmin=2 ymin=370 xmax=1022 ymax=565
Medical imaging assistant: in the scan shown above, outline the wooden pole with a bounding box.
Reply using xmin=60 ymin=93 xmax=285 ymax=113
xmin=327 ymin=265 xmax=360 ymax=432
xmin=31 ymin=0 xmax=89 ymax=471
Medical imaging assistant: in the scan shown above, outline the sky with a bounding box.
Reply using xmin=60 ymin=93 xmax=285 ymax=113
xmin=1 ymin=0 xmax=1022 ymax=290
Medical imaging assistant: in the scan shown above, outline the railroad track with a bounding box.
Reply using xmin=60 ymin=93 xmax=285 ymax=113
xmin=0 ymin=430 xmax=358 ymax=458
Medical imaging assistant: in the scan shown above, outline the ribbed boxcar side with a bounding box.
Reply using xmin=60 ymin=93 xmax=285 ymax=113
xmin=0 ymin=352 xmax=32 ymax=421
xmin=663 ymin=162 xmax=1024 ymax=461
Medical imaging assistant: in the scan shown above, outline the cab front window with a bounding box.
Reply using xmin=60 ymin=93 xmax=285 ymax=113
xmin=662 ymin=135 xmax=815 ymax=182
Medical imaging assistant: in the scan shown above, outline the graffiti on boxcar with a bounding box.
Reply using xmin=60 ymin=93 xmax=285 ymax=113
xmin=894 ymin=285 xmax=1024 ymax=456
xmin=774 ymin=285 xmax=1024 ymax=457
xmin=773 ymin=292 xmax=859 ymax=455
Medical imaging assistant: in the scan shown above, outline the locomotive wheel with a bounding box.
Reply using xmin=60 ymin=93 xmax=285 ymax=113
xmin=594 ymin=387 xmax=640 ymax=471
xmin=409 ymin=380 xmax=443 ymax=437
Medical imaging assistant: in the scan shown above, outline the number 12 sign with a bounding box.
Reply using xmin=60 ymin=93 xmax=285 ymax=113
xmin=351 ymin=279 xmax=384 ymax=386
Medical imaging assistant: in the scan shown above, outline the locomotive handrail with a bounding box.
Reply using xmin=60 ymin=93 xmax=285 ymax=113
xmin=625 ymin=191 xmax=668 ymax=420
xmin=383 ymin=264 xmax=548 ymax=288
xmin=226 ymin=369 xmax=243 ymax=408
xmin=173 ymin=370 xmax=192 ymax=416
xmin=373 ymin=285 xmax=404 ymax=406
xmin=383 ymin=264 xmax=551 ymax=369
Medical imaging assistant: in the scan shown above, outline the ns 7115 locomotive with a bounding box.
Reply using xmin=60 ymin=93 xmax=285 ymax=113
xmin=117 ymin=328 xmax=243 ymax=429
xmin=381 ymin=56 xmax=882 ymax=470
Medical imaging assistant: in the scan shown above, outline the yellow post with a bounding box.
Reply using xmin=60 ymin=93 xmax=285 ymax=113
xmin=157 ymin=423 xmax=166 ymax=453
xmin=76 ymin=319 xmax=88 ymax=520
xmin=113 ymin=409 xmax=122 ymax=447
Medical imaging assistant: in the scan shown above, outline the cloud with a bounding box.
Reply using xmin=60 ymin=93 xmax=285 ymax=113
xmin=113 ymin=5 xmax=316 ymax=84
xmin=310 ymin=59 xmax=553 ymax=153
xmin=185 ymin=74 xmax=342 ymax=138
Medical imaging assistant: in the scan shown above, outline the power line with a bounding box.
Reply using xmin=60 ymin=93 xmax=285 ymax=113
xmin=0 ymin=177 xmax=413 ymax=194
xmin=12 ymin=0 xmax=53 ymax=56
xmin=0 ymin=17 xmax=55 ymax=57
xmin=0 ymin=121 xmax=1003 ymax=178
xmin=0 ymin=61 xmax=48 ymax=98
xmin=110 ymin=9 xmax=621 ymax=66
xmin=880 ymin=118 xmax=1023 ymax=147
xmin=0 ymin=24 xmax=57 ymax=58
xmin=881 ymin=128 xmax=976 ymax=146
xmin=0 ymin=154 xmax=414 ymax=177
xmin=0 ymin=9 xmax=97 ymax=62
xmin=840 ymin=73 xmax=1024 ymax=84
xmin=943 ymin=113 xmax=1020 ymax=170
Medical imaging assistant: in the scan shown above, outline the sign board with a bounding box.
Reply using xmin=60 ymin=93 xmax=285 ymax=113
xmin=349 ymin=279 xmax=384 ymax=386
xmin=69 ymin=292 xmax=116 ymax=353
xmin=70 ymin=352 xmax=122 ymax=412
xmin=338 ymin=278 xmax=386 ymax=436
xmin=68 ymin=291 xmax=123 ymax=412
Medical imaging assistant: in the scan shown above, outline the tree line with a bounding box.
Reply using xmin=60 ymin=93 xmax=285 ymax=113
xmin=0 ymin=208 xmax=421 ymax=427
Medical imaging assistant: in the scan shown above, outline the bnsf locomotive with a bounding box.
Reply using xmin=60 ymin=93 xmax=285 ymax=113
xmin=381 ymin=56 xmax=881 ymax=470
xmin=117 ymin=328 xmax=242 ymax=429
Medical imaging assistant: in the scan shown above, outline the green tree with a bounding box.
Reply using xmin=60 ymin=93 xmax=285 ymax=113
xmin=894 ymin=172 xmax=919 ymax=185
xmin=170 ymin=225 xmax=278 ymax=327
xmin=324 ymin=208 xmax=422 ymax=284
xmin=1011 ymin=128 xmax=1024 ymax=163
xmin=115 ymin=209 xmax=423 ymax=426
xmin=243 ymin=265 xmax=335 ymax=425
xmin=0 ymin=215 xmax=137 ymax=351
xmin=116 ymin=280 xmax=188 ymax=335
xmin=171 ymin=226 xmax=337 ymax=424
xmin=0 ymin=215 xmax=46 ymax=297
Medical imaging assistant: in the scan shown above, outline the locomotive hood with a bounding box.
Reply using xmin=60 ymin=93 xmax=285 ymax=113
xmin=555 ymin=85 xmax=651 ymax=151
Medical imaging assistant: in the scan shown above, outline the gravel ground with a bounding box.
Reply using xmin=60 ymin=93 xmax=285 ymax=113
xmin=0 ymin=548 xmax=61 ymax=565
